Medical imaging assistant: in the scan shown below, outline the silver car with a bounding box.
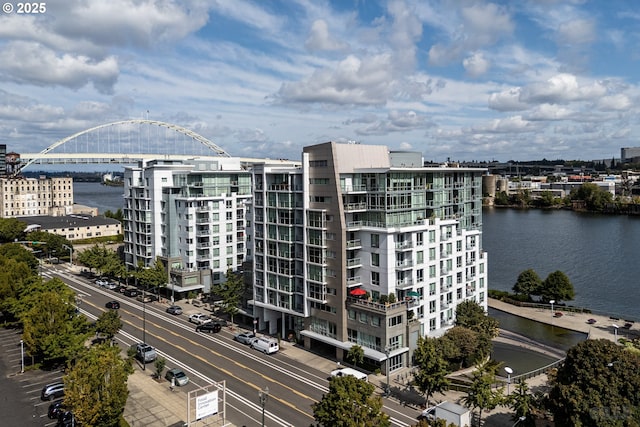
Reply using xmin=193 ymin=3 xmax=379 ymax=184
xmin=234 ymin=332 xmax=257 ymax=345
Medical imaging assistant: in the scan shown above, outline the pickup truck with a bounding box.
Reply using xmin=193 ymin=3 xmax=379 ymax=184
xmin=133 ymin=343 xmax=157 ymax=363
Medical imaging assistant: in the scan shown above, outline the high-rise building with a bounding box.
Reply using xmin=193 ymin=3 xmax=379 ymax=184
xmin=123 ymin=158 xmax=251 ymax=298
xmin=249 ymin=142 xmax=487 ymax=372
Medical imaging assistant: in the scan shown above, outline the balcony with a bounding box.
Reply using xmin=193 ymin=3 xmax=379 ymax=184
xmin=347 ymin=296 xmax=412 ymax=314
xmin=346 ymin=221 xmax=363 ymax=230
xmin=344 ymin=202 xmax=367 ymax=212
xmin=396 ymin=259 xmax=414 ymax=269
xmin=346 ymin=239 xmax=362 ymax=249
xmin=341 ymin=184 xmax=368 ymax=193
xmin=395 ymin=241 xmax=413 ymax=250
xmin=396 ymin=278 xmax=413 ymax=289
xmin=346 ymin=258 xmax=362 ymax=269
xmin=347 ymin=276 xmax=362 ymax=287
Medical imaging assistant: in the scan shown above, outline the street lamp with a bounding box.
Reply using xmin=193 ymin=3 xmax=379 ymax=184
xmin=612 ymin=324 xmax=619 ymax=342
xmin=384 ymin=346 xmax=391 ymax=397
xmin=20 ymin=340 xmax=24 ymax=373
xmin=258 ymin=386 xmax=269 ymax=427
xmin=504 ymin=366 xmax=513 ymax=394
xmin=513 ymin=416 xmax=526 ymax=426
xmin=62 ymin=244 xmax=73 ymax=266
xmin=549 ymin=300 xmax=555 ymax=316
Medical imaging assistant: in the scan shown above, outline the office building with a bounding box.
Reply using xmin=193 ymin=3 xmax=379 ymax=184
xmin=249 ymin=142 xmax=487 ymax=371
xmin=1 ymin=176 xmax=74 ymax=218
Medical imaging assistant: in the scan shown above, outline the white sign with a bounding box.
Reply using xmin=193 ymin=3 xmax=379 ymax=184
xmin=195 ymin=390 xmax=219 ymax=420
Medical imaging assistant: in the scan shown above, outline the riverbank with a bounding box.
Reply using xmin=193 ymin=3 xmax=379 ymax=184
xmin=488 ymin=298 xmax=638 ymax=341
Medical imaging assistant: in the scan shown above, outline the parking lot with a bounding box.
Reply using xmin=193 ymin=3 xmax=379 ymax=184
xmin=0 ymin=326 xmax=66 ymax=426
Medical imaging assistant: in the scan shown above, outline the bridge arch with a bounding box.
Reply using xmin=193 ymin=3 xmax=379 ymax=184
xmin=18 ymin=119 xmax=230 ymax=173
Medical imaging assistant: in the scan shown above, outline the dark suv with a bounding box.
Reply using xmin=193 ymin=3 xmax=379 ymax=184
xmin=196 ymin=322 xmax=222 ymax=333
xmin=124 ymin=288 xmax=139 ymax=297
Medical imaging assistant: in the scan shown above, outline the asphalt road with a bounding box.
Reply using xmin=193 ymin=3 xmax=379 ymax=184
xmin=42 ymin=264 xmax=418 ymax=427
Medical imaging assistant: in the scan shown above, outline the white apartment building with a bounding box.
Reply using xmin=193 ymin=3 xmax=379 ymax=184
xmin=250 ymin=142 xmax=487 ymax=372
xmin=123 ymin=158 xmax=251 ymax=298
xmin=0 ymin=176 xmax=74 ymax=218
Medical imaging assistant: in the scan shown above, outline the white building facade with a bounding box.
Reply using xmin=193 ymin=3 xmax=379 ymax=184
xmin=249 ymin=142 xmax=487 ymax=371
xmin=123 ymin=158 xmax=251 ymax=297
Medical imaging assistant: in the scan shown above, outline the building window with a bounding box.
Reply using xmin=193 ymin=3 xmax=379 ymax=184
xmin=388 ymin=315 xmax=403 ymax=327
xmin=348 ymin=309 xmax=356 ymax=320
xmin=359 ymin=312 xmax=368 ymax=323
xmin=416 ymin=232 xmax=423 ymax=246
xmin=309 ymin=160 xmax=328 ymax=167
xmin=371 ymin=271 xmax=380 ymax=286
xmin=416 ymin=251 xmax=424 ymax=264
xmin=417 ymin=269 xmax=424 ymax=283
xmin=371 ymin=234 xmax=380 ymax=248
xmin=371 ymin=253 xmax=379 ymax=266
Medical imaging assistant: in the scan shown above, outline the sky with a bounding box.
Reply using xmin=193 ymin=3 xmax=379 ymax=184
xmin=1 ymin=0 xmax=639 ymax=164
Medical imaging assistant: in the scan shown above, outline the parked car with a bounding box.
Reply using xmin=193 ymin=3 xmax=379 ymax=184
xmin=188 ymin=313 xmax=211 ymax=325
xmin=132 ymin=342 xmax=157 ymax=363
xmin=41 ymin=382 xmax=65 ymax=400
xmin=48 ymin=401 xmax=66 ymax=419
xmin=124 ymin=288 xmax=139 ymax=297
xmin=234 ymin=332 xmax=257 ymax=345
xmin=251 ymin=337 xmax=279 ymax=354
xmin=136 ymin=294 xmax=153 ymax=303
xmin=104 ymin=281 xmax=118 ymax=290
xmin=105 ymin=301 xmax=120 ymax=309
xmin=166 ymin=305 xmax=183 ymax=315
xmin=95 ymin=278 xmax=109 ymax=287
xmin=165 ymin=368 xmax=189 ymax=386
xmin=196 ymin=322 xmax=221 ymax=333
xmin=56 ymin=410 xmax=75 ymax=427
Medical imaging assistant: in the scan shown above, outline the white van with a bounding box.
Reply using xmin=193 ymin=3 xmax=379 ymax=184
xmin=330 ymin=367 xmax=368 ymax=382
xmin=251 ymin=337 xmax=279 ymax=354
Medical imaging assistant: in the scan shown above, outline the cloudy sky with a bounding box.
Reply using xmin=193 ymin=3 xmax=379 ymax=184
xmin=1 ymin=0 xmax=639 ymax=163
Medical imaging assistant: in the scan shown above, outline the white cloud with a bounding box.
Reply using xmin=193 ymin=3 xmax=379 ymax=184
xmin=305 ymin=19 xmax=349 ymax=52
xmin=597 ymin=94 xmax=632 ymax=111
xmin=526 ymin=104 xmax=573 ymax=121
xmin=463 ymin=52 xmax=490 ymax=77
xmin=0 ymin=42 xmax=119 ymax=93
xmin=557 ymin=18 xmax=595 ymax=45
xmin=520 ymin=73 xmax=606 ymax=104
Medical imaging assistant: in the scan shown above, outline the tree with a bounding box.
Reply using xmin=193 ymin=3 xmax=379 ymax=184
xmin=312 ymin=375 xmax=391 ymax=427
xmin=95 ymin=309 xmax=122 ymax=340
xmin=21 ymin=281 xmax=90 ymax=366
xmin=547 ymin=339 xmax=640 ymax=426
xmin=540 ymin=270 xmax=575 ymax=303
xmin=154 ymin=357 xmax=166 ymax=380
xmin=439 ymin=326 xmax=483 ymax=370
xmin=0 ymin=254 xmax=37 ymax=317
xmin=512 ymin=269 xmax=542 ymax=298
xmin=213 ymin=269 xmax=244 ymax=324
xmin=77 ymin=244 xmax=119 ymax=275
xmin=412 ymin=336 xmax=450 ymax=407
xmin=26 ymin=230 xmax=72 ymax=261
xmin=0 ymin=218 xmax=27 ymax=242
xmin=64 ymin=344 xmax=132 ymax=427
xmin=569 ymin=182 xmax=613 ymax=211
xmin=455 ymin=300 xmax=499 ymax=339
xmin=461 ymin=361 xmax=505 ymax=427
xmin=508 ymin=379 xmax=536 ymax=427
xmin=346 ymin=344 xmax=364 ymax=368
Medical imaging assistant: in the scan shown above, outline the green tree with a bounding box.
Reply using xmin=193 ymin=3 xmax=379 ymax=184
xmin=461 ymin=361 xmax=505 ymax=427
xmin=508 ymin=379 xmax=536 ymax=426
xmin=346 ymin=344 xmax=365 ymax=368
xmin=0 ymin=254 xmax=37 ymax=318
xmin=569 ymin=182 xmax=613 ymax=211
xmin=154 ymin=357 xmax=166 ymax=380
xmin=439 ymin=326 xmax=484 ymax=370
xmin=104 ymin=209 xmax=124 ymax=222
xmin=0 ymin=242 xmax=39 ymax=272
xmin=135 ymin=257 xmax=167 ymax=292
xmin=26 ymin=230 xmax=72 ymax=261
xmin=494 ymin=191 xmax=510 ymax=205
xmin=455 ymin=300 xmax=499 ymax=339
xmin=64 ymin=344 xmax=132 ymax=427
xmin=548 ymin=339 xmax=640 ymax=426
xmin=0 ymin=218 xmax=27 ymax=242
xmin=413 ymin=336 xmax=450 ymax=407
xmin=95 ymin=309 xmax=122 ymax=340
xmin=540 ymin=270 xmax=575 ymax=303
xmin=77 ymin=244 xmax=117 ymax=274
xmin=312 ymin=375 xmax=391 ymax=427
xmin=21 ymin=280 xmax=89 ymax=365
xmin=538 ymin=190 xmax=557 ymax=207
xmin=512 ymin=269 xmax=542 ymax=298
xmin=213 ymin=269 xmax=244 ymax=324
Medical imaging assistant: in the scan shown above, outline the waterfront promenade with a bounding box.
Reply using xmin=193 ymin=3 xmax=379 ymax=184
xmin=488 ymin=298 xmax=637 ymax=341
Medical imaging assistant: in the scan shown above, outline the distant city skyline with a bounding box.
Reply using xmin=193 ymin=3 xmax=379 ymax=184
xmin=2 ymin=1 xmax=640 ymax=162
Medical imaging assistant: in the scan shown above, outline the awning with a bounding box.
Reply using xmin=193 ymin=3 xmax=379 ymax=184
xmin=166 ymin=283 xmax=204 ymax=292
xmin=299 ymin=330 xmax=408 ymax=362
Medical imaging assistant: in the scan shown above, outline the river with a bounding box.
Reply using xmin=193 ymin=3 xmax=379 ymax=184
xmin=482 ymin=207 xmax=640 ymax=321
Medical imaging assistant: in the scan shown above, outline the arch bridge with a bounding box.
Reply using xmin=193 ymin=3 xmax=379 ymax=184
xmin=15 ymin=119 xmax=232 ymax=174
